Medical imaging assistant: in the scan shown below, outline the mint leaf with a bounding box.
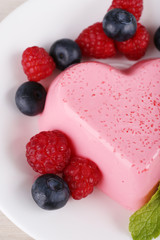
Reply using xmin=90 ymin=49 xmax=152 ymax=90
xmin=129 ymin=184 xmax=160 ymax=240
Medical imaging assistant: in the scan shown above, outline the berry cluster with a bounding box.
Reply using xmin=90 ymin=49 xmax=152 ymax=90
xmin=76 ymin=0 xmax=149 ymax=60
xmin=22 ymin=40 xmax=81 ymax=82
xmin=76 ymin=0 xmax=150 ymax=61
xmin=26 ymin=130 xmax=102 ymax=210
xmin=15 ymin=39 xmax=82 ymax=116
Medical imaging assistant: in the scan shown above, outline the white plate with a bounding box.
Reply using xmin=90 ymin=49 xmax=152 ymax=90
xmin=0 ymin=0 xmax=160 ymax=239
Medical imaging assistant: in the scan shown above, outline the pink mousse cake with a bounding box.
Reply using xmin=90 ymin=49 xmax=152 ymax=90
xmin=39 ymin=59 xmax=160 ymax=210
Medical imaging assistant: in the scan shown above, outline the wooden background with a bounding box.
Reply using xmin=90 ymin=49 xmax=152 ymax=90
xmin=0 ymin=2 xmax=33 ymax=239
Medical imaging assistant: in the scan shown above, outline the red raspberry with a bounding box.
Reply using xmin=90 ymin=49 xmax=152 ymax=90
xmin=22 ymin=46 xmax=55 ymax=82
xmin=116 ymin=23 xmax=150 ymax=60
xmin=26 ymin=130 xmax=71 ymax=174
xmin=108 ymin=0 xmax=143 ymax=21
xmin=75 ymin=22 xmax=116 ymax=59
xmin=63 ymin=156 xmax=102 ymax=200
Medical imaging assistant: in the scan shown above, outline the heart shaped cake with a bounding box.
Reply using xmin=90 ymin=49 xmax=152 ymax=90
xmin=39 ymin=59 xmax=160 ymax=210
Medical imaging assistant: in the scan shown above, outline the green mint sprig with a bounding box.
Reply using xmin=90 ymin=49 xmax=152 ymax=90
xmin=129 ymin=184 xmax=160 ymax=240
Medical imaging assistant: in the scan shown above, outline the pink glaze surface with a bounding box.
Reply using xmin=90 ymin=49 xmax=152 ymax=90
xmin=39 ymin=60 xmax=160 ymax=210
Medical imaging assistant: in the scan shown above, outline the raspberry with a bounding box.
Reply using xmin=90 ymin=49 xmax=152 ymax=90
xmin=22 ymin=46 xmax=55 ymax=82
xmin=75 ymin=22 xmax=116 ymax=59
xmin=63 ymin=156 xmax=102 ymax=200
xmin=108 ymin=0 xmax=143 ymax=21
xmin=116 ymin=23 xmax=150 ymax=60
xmin=26 ymin=130 xmax=71 ymax=174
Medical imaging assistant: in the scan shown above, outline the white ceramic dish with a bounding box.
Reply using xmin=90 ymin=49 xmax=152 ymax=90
xmin=0 ymin=0 xmax=160 ymax=239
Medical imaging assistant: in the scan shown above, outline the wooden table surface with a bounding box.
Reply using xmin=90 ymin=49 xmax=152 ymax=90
xmin=0 ymin=2 xmax=33 ymax=239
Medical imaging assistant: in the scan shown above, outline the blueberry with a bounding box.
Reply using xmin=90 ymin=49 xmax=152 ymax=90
xmin=15 ymin=81 xmax=46 ymax=116
xmin=102 ymin=8 xmax=137 ymax=42
xmin=31 ymin=174 xmax=70 ymax=210
xmin=154 ymin=27 xmax=160 ymax=51
xmin=49 ymin=38 xmax=82 ymax=70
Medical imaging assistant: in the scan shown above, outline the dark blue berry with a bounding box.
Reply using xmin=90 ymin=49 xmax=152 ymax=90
xmin=154 ymin=27 xmax=160 ymax=51
xmin=15 ymin=81 xmax=46 ymax=116
xmin=49 ymin=38 xmax=82 ymax=70
xmin=31 ymin=174 xmax=70 ymax=210
xmin=102 ymin=8 xmax=137 ymax=42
